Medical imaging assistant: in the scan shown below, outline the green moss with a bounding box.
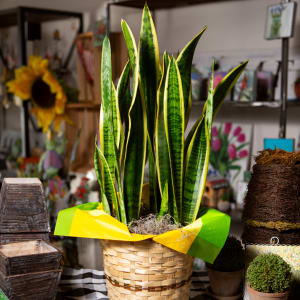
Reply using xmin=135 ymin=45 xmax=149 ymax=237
xmin=246 ymin=254 xmax=291 ymax=293
xmin=207 ymin=236 xmax=245 ymax=272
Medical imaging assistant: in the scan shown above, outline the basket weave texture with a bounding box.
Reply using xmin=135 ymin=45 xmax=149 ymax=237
xmin=101 ymin=239 xmax=194 ymax=300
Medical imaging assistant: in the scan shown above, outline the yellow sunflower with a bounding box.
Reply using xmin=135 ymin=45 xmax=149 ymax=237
xmin=7 ymin=56 xmax=70 ymax=132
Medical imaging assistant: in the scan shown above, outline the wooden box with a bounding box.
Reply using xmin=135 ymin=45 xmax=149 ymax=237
xmin=0 ymin=269 xmax=61 ymax=300
xmin=0 ymin=240 xmax=62 ymax=276
xmin=0 ymin=178 xmax=50 ymax=234
xmin=0 ymin=233 xmax=49 ymax=245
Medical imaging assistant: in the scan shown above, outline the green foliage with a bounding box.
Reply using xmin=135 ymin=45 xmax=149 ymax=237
xmin=207 ymin=236 xmax=245 ymax=272
xmin=246 ymin=254 xmax=291 ymax=293
xmin=95 ymin=3 xmax=248 ymax=225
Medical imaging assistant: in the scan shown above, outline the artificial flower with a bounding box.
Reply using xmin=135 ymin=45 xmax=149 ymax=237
xmin=238 ymin=150 xmax=248 ymax=158
xmin=233 ymin=126 xmax=242 ymax=137
xmin=224 ymin=122 xmax=232 ymax=135
xmin=228 ymin=144 xmax=237 ymax=160
xmin=212 ymin=138 xmax=222 ymax=151
xmin=212 ymin=126 xmax=218 ymax=137
xmin=7 ymin=56 xmax=68 ymax=132
xmin=237 ymin=133 xmax=245 ymax=143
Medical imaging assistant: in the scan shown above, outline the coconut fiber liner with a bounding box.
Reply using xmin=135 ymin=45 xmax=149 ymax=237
xmin=101 ymin=239 xmax=194 ymax=300
xmin=242 ymin=225 xmax=300 ymax=245
xmin=243 ymin=150 xmax=300 ymax=224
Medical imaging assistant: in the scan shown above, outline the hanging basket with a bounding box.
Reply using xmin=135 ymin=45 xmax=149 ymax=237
xmin=101 ymin=239 xmax=194 ymax=300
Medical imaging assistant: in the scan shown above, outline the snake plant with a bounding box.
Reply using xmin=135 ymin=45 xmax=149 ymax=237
xmin=95 ymin=4 xmax=248 ymax=226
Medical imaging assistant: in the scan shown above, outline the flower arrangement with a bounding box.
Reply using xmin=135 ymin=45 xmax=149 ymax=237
xmin=7 ymin=56 xmax=71 ymax=133
xmin=210 ymin=122 xmax=249 ymax=178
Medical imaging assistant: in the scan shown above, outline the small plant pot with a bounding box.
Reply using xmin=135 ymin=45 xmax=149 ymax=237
xmin=101 ymin=239 xmax=194 ymax=299
xmin=207 ymin=267 xmax=244 ymax=297
xmin=247 ymin=285 xmax=289 ymax=300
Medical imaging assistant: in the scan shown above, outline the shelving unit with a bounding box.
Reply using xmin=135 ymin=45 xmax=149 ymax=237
xmin=0 ymin=7 xmax=83 ymax=157
xmin=193 ymin=100 xmax=300 ymax=109
xmin=107 ymin=0 xmax=293 ymax=139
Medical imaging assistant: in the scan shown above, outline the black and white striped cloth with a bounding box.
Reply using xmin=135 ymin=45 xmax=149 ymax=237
xmin=57 ymin=268 xmax=210 ymax=300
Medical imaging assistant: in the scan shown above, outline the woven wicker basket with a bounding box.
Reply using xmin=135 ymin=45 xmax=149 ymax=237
xmin=101 ymin=239 xmax=194 ymax=300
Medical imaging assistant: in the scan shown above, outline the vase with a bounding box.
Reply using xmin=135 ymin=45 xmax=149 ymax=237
xmin=207 ymin=267 xmax=244 ymax=298
xmin=247 ymin=285 xmax=289 ymax=300
xmin=101 ymin=239 xmax=194 ymax=299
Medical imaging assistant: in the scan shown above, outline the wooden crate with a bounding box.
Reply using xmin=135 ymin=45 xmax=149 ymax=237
xmin=0 ymin=233 xmax=49 ymax=246
xmin=0 ymin=269 xmax=61 ymax=300
xmin=65 ymin=102 xmax=100 ymax=172
xmin=0 ymin=178 xmax=50 ymax=233
xmin=0 ymin=240 xmax=62 ymax=276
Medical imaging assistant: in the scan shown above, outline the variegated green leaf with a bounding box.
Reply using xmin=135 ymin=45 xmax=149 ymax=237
xmin=155 ymin=52 xmax=170 ymax=210
xmin=182 ymin=64 xmax=214 ymax=225
xmin=94 ymin=143 xmax=111 ymax=215
xmin=138 ymin=3 xmax=160 ymax=142
xmin=158 ymin=183 xmax=168 ymax=217
xmin=177 ymin=27 xmax=207 ymax=126
xmin=185 ymin=60 xmax=248 ymax=154
xmin=111 ymin=81 xmax=121 ymax=149
xmin=121 ymin=19 xmax=140 ymax=164
xmin=114 ymin=146 xmax=127 ymax=224
xmin=148 ymin=138 xmax=158 ymax=213
xmin=213 ymin=60 xmax=248 ymax=117
xmin=123 ymin=89 xmax=147 ymax=221
xmin=95 ymin=144 xmax=120 ymax=220
xmin=117 ymin=60 xmax=131 ymax=125
xmin=99 ymin=36 xmax=116 ymax=183
xmin=164 ymin=57 xmax=184 ymax=221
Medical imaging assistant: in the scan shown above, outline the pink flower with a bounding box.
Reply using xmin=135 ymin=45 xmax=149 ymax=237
xmin=238 ymin=150 xmax=248 ymax=158
xmin=224 ymin=122 xmax=232 ymax=135
xmin=237 ymin=133 xmax=245 ymax=143
xmin=212 ymin=126 xmax=218 ymax=137
xmin=233 ymin=126 xmax=242 ymax=137
xmin=228 ymin=144 xmax=236 ymax=159
xmin=212 ymin=138 xmax=221 ymax=151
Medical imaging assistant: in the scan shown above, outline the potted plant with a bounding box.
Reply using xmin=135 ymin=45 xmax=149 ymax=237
xmin=55 ymin=4 xmax=247 ymax=299
xmin=246 ymin=254 xmax=292 ymax=300
xmin=206 ymin=236 xmax=245 ymax=299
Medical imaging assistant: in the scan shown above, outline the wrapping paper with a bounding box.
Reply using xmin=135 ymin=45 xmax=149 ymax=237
xmin=54 ymin=203 xmax=230 ymax=263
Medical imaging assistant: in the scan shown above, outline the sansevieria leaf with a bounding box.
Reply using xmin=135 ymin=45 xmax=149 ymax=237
xmin=176 ymin=27 xmax=207 ymax=126
xmin=95 ymin=144 xmax=120 ymax=220
xmin=185 ymin=60 xmax=248 ymax=154
xmin=94 ymin=142 xmax=111 ymax=215
xmin=99 ymin=36 xmax=116 ymax=189
xmin=117 ymin=61 xmax=131 ymax=166
xmin=164 ymin=57 xmax=184 ymax=221
xmin=138 ymin=3 xmax=160 ymax=142
xmin=123 ymin=89 xmax=147 ymax=221
xmin=117 ymin=61 xmax=131 ymax=125
xmin=111 ymin=81 xmax=121 ymax=149
xmin=182 ymin=63 xmax=214 ymax=225
xmin=155 ymin=52 xmax=170 ymax=208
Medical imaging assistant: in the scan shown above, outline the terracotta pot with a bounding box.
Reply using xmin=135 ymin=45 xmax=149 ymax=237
xmin=247 ymin=285 xmax=289 ymax=300
xmin=207 ymin=267 xmax=244 ymax=297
